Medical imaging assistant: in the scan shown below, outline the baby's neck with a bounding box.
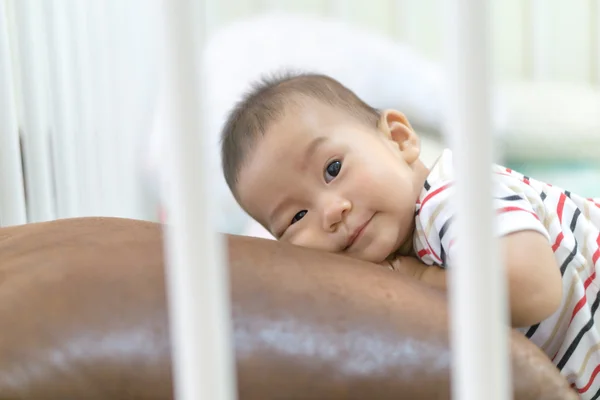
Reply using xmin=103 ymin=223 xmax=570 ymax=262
xmin=390 ymin=231 xmax=417 ymax=259
xmin=389 ymin=158 xmax=431 ymax=260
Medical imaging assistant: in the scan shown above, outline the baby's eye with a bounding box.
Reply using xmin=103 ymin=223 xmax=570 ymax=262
xmin=324 ymin=160 xmax=342 ymax=183
xmin=291 ymin=210 xmax=307 ymax=225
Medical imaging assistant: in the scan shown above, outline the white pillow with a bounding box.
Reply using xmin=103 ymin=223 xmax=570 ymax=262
xmin=493 ymin=82 xmax=600 ymax=161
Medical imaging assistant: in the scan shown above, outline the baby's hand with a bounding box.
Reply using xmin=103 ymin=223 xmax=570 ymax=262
xmin=380 ymin=256 xmax=427 ymax=280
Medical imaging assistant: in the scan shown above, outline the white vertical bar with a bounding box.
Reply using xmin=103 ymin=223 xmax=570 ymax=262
xmin=72 ymin=1 xmax=99 ymax=216
xmin=394 ymin=0 xmax=417 ymax=44
xmin=12 ymin=0 xmax=56 ymax=223
xmin=161 ymin=1 xmax=237 ymax=400
xmin=105 ymin=0 xmax=146 ymax=219
xmin=44 ymin=1 xmax=81 ymax=218
xmin=203 ymin=0 xmax=219 ymax=36
xmin=61 ymin=1 xmax=95 ymax=217
xmin=5 ymin=0 xmax=24 ymax=126
xmin=520 ymin=0 xmax=533 ymax=79
xmin=391 ymin=0 xmax=408 ymax=41
xmin=444 ymin=2 xmax=512 ymax=400
xmin=121 ymin=0 xmax=158 ymax=221
xmin=0 ymin=0 xmax=27 ymax=226
xmin=111 ymin=0 xmax=134 ymax=218
xmin=88 ymin=0 xmax=117 ymax=217
xmin=593 ymin=0 xmax=600 ymax=86
xmin=103 ymin=0 xmax=128 ymax=218
xmin=530 ymin=0 xmax=552 ymax=81
xmin=328 ymin=0 xmax=349 ymax=17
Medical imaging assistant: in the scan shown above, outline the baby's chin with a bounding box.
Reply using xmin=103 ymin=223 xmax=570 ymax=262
xmin=357 ymin=236 xmax=409 ymax=264
xmin=352 ymin=246 xmax=396 ymax=265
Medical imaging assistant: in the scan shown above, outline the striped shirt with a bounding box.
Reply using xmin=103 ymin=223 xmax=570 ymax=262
xmin=413 ymin=149 xmax=600 ymax=399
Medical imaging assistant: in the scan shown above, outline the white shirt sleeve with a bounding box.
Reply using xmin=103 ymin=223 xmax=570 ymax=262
xmin=414 ymin=167 xmax=550 ymax=268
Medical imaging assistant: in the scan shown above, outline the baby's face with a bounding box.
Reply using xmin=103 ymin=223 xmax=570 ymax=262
xmin=236 ymin=101 xmax=426 ymax=263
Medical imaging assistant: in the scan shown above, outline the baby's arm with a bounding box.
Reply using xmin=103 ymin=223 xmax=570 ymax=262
xmin=411 ymin=177 xmax=562 ymax=328
xmin=496 ymin=229 xmax=562 ymax=327
xmin=399 ymin=231 xmax=562 ymax=328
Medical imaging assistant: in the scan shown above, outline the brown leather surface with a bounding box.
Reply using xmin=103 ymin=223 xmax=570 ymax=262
xmin=0 ymin=217 xmax=576 ymax=399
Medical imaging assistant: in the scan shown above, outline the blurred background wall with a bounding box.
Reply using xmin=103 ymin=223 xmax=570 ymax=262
xmin=1 ymin=0 xmax=598 ymax=233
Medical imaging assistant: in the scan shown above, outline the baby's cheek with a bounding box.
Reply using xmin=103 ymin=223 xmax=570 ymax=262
xmin=354 ymin=167 xmax=398 ymax=199
xmin=351 ymin=170 xmax=378 ymax=190
xmin=292 ymin=231 xmax=337 ymax=252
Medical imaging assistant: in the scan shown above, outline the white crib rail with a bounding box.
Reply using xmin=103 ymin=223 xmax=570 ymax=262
xmin=444 ymin=0 xmax=512 ymax=399
xmin=43 ymin=1 xmax=81 ymax=219
xmin=11 ymin=0 xmax=56 ymax=223
xmin=70 ymin=1 xmax=100 ymax=217
xmin=0 ymin=0 xmax=26 ymax=227
xmin=161 ymin=1 xmax=237 ymax=400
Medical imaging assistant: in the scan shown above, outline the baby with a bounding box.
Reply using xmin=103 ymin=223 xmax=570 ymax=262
xmin=220 ymin=72 xmax=600 ymax=398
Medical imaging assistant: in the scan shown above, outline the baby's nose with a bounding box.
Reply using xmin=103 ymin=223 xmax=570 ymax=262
xmin=322 ymin=198 xmax=351 ymax=232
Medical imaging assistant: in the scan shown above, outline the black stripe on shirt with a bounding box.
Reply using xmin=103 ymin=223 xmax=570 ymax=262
xmin=525 ymin=323 xmax=540 ymax=339
xmin=438 ymin=217 xmax=453 ymax=267
xmin=590 ymin=384 xmax=600 ymax=400
xmin=560 ymin=241 xmax=578 ymax=277
xmin=570 ymin=208 xmax=581 ymax=233
xmin=556 ymin=291 xmax=600 ymax=371
xmin=497 ymin=195 xmax=523 ymax=201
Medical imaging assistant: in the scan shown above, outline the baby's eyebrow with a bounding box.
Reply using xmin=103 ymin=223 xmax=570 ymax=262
xmin=299 ymin=136 xmax=328 ymax=171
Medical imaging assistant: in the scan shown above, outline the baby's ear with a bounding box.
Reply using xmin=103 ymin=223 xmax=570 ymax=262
xmin=378 ymin=110 xmax=420 ymax=164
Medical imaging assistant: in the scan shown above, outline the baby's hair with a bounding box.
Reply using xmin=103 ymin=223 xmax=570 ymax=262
xmin=220 ymin=71 xmax=380 ymax=198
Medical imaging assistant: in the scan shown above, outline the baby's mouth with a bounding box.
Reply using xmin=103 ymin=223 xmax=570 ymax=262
xmin=343 ymin=217 xmax=372 ymax=251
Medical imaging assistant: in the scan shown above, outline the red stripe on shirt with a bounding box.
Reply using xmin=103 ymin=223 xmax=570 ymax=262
xmin=497 ymin=206 xmax=540 ymax=221
xmin=570 ymin=271 xmax=596 ymax=324
xmin=420 ymin=183 xmax=452 ymax=211
xmin=422 ymin=235 xmax=443 ymax=264
xmin=570 ymin=296 xmax=587 ymax=325
xmin=417 ymin=249 xmax=430 ymax=258
xmin=577 ymin=363 xmax=600 ymax=394
xmin=593 ymin=234 xmax=600 ymax=266
xmin=552 ymin=232 xmax=564 ymax=252
xmin=557 ymin=193 xmax=567 ymax=223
